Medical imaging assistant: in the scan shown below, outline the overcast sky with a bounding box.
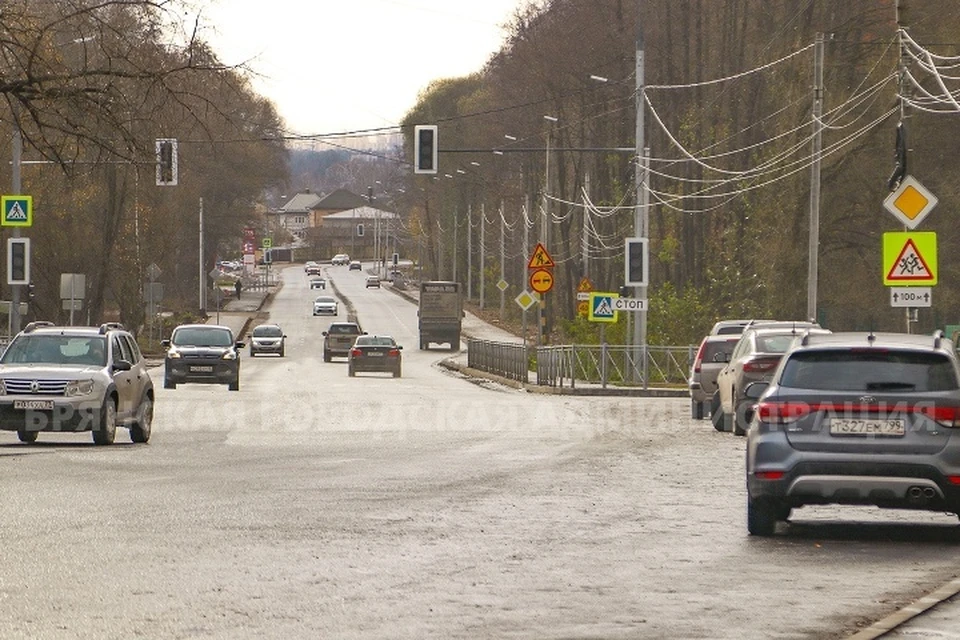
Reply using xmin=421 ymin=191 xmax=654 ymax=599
xmin=199 ymin=0 xmax=526 ymax=137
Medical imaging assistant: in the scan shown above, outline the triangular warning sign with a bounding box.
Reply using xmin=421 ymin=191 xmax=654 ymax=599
xmin=527 ymin=243 xmax=555 ymax=268
xmin=886 ymin=238 xmax=934 ymax=282
xmin=7 ymin=202 xmax=27 ymax=220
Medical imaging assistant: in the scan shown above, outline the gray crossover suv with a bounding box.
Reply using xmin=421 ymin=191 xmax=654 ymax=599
xmin=745 ymin=331 xmax=960 ymax=536
xmin=0 ymin=322 xmax=154 ymax=445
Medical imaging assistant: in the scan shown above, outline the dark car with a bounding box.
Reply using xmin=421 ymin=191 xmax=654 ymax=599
xmin=348 ymin=335 xmax=402 ymax=378
xmin=0 ymin=322 xmax=155 ymax=445
xmin=162 ymin=324 xmax=244 ymax=391
xmin=745 ymin=330 xmax=960 ymax=536
xmin=248 ymin=323 xmax=285 ymax=357
xmin=322 ymin=322 xmax=365 ymax=362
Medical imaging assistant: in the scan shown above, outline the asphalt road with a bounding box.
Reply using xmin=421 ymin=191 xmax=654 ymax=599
xmin=2 ymin=264 xmax=960 ymax=639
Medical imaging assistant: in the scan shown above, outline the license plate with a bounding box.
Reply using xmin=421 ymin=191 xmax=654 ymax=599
xmin=190 ymin=365 xmax=214 ymax=373
xmin=366 ymin=352 xmax=384 ymax=357
xmin=14 ymin=399 xmax=54 ymax=411
xmin=829 ymin=418 xmax=905 ymax=436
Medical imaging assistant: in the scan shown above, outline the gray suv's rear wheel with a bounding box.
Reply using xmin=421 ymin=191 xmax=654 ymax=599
xmin=92 ymin=398 xmax=117 ymax=445
xmin=747 ymin=496 xmax=778 ymax=536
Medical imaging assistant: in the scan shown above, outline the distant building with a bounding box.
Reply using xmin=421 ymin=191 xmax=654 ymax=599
xmin=313 ymin=206 xmax=400 ymax=260
xmin=271 ymin=189 xmax=322 ymax=242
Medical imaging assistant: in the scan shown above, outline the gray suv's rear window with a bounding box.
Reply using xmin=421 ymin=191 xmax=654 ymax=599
xmin=779 ymin=350 xmax=959 ymax=392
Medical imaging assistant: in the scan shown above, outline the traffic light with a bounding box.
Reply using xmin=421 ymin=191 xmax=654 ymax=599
xmin=392 ymin=252 xmax=399 ymax=266
xmin=624 ymin=237 xmax=648 ymax=287
xmin=156 ymin=138 xmax=178 ymax=186
xmin=7 ymin=237 xmax=30 ymax=285
xmin=26 ymin=282 xmax=35 ymax=301
xmin=357 ymin=223 xmax=365 ymax=237
xmin=414 ymin=125 xmax=438 ymax=174
xmin=887 ymin=121 xmax=907 ymax=191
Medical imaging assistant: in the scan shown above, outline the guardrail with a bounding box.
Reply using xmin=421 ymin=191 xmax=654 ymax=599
xmin=466 ymin=339 xmax=529 ymax=383
xmin=466 ymin=339 xmax=697 ymax=389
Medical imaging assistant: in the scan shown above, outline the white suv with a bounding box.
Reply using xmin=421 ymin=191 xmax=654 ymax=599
xmin=0 ymin=322 xmax=154 ymax=445
xmin=331 ymin=253 xmax=350 ymax=266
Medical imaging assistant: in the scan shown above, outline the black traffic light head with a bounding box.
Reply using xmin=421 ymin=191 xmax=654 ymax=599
xmin=414 ymin=125 xmax=438 ymax=174
xmin=7 ymin=237 xmax=30 ymax=285
xmin=26 ymin=282 xmax=35 ymax=301
xmin=156 ymin=138 xmax=178 ymax=186
xmin=624 ymin=237 xmax=648 ymax=286
xmin=357 ymin=223 xmax=365 ymax=237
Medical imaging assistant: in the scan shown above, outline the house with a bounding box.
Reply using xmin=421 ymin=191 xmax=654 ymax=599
xmin=271 ymin=189 xmax=322 ymax=242
xmin=311 ymin=205 xmax=400 ymax=260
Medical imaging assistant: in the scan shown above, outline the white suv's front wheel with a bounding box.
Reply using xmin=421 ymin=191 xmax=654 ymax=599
xmin=92 ymin=398 xmax=117 ymax=445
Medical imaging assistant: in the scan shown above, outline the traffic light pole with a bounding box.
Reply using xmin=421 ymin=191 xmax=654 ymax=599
xmin=634 ymin=32 xmax=648 ymax=387
xmin=11 ymin=123 xmax=23 ymax=335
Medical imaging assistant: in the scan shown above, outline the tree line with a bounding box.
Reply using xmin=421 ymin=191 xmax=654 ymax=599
xmin=399 ymin=0 xmax=960 ymax=345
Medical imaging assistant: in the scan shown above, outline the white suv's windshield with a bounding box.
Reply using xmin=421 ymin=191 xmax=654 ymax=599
xmin=172 ymin=328 xmax=233 ymax=347
xmin=1 ymin=335 xmax=107 ymax=366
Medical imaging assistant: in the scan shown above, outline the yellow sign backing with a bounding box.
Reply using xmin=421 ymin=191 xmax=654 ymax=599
xmin=882 ymin=231 xmax=937 ymax=286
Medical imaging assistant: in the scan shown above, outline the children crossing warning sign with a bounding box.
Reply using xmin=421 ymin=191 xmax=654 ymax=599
xmin=882 ymin=231 xmax=937 ymax=286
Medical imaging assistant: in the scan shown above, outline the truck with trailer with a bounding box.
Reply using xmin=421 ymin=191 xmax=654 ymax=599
xmin=418 ymin=281 xmax=464 ymax=350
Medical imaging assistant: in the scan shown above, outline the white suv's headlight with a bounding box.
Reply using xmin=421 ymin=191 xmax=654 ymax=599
xmin=64 ymin=379 xmax=96 ymax=397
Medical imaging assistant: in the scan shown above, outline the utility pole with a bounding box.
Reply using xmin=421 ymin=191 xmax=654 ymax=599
xmin=634 ymin=28 xmax=649 ymax=384
xmin=10 ymin=123 xmax=22 ymax=334
xmin=467 ymin=204 xmax=473 ymax=300
xmin=198 ymin=198 xmax=205 ymax=315
xmin=500 ymin=201 xmax=505 ymax=319
xmin=582 ymin=171 xmax=590 ymax=279
xmin=479 ymin=203 xmax=486 ymax=310
xmin=807 ymin=33 xmax=824 ymax=324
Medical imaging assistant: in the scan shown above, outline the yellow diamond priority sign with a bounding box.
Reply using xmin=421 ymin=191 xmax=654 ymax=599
xmin=883 ymin=175 xmax=937 ymax=229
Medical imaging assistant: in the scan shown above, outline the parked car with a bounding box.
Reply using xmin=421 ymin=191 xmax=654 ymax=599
xmin=331 ymin=254 xmax=350 ymax=266
xmin=313 ymin=295 xmax=339 ymax=316
xmin=744 ymin=330 xmax=960 ymax=536
xmin=309 ymin=277 xmax=326 ymax=289
xmin=323 ymin=322 xmax=365 ymax=362
xmin=715 ymin=326 xmax=831 ymax=435
xmin=348 ymin=335 xmax=403 ymax=378
xmin=162 ymin=324 xmax=244 ymax=391
xmin=365 ymin=275 xmax=381 ymax=289
xmin=688 ymin=334 xmax=741 ymax=421
xmin=0 ymin=322 xmax=154 ymax=445
xmin=248 ymin=323 xmax=286 ymax=357
xmin=348 ymin=260 xmax=362 ymax=271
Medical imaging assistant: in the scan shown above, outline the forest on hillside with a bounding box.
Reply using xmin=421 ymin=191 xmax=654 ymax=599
xmin=398 ymin=0 xmax=960 ymax=344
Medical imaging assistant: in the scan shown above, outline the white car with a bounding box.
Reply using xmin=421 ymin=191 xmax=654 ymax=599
xmin=331 ymin=254 xmax=350 ymax=266
xmin=313 ymin=296 xmax=339 ymax=316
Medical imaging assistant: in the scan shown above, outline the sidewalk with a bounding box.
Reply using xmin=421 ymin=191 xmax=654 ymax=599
xmin=206 ymin=288 xmax=270 ymax=339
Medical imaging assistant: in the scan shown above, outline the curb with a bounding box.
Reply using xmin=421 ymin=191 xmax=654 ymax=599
xmin=847 ymin=576 xmax=960 ymax=639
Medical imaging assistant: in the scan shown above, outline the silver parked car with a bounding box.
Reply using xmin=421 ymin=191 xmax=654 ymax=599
xmin=715 ymin=325 xmax=830 ymax=435
xmin=688 ymin=334 xmax=740 ymax=421
xmin=745 ymin=331 xmax=960 ymax=536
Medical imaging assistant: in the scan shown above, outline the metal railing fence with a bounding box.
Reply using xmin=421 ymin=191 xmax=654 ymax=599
xmin=466 ymin=339 xmax=697 ymax=389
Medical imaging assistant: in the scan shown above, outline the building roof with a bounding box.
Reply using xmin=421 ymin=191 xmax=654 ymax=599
xmin=313 ymin=189 xmax=369 ymax=211
xmin=280 ymin=190 xmax=323 ymax=213
xmin=323 ymin=206 xmax=399 ymax=221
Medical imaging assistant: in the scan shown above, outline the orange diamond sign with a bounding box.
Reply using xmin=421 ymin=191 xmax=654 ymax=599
xmin=883 ymin=175 xmax=937 ymax=229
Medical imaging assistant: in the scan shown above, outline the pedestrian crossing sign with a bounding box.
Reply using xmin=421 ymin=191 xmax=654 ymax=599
xmin=588 ymin=292 xmax=619 ymax=323
xmin=882 ymin=231 xmax=937 ymax=286
xmin=1 ymin=195 xmax=32 ymax=227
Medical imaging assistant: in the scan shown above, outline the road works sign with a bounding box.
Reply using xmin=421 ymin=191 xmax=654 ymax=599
xmin=883 ymin=175 xmax=938 ymax=229
xmin=882 ymin=232 xmax=937 ymax=286
xmin=1 ymin=195 xmax=32 ymax=227
xmin=588 ymin=292 xmax=618 ymax=323
xmin=527 ymin=243 xmax=555 ymax=269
